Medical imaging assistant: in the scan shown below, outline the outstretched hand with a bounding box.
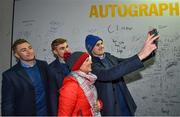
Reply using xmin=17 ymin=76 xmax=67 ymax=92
xmin=138 ymin=33 xmax=160 ymax=60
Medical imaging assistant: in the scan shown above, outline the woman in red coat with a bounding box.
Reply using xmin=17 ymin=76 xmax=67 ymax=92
xmin=58 ymin=52 xmax=102 ymax=116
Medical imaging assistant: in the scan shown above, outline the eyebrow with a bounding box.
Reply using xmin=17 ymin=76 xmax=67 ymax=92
xmin=60 ymin=47 xmax=65 ymax=49
xmin=19 ymin=45 xmax=32 ymax=50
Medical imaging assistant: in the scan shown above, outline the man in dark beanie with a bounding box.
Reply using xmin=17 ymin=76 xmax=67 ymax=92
xmin=58 ymin=51 xmax=102 ymax=116
xmin=85 ymin=34 xmax=160 ymax=116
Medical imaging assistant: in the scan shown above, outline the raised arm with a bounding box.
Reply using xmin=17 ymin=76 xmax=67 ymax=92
xmin=92 ymin=55 xmax=144 ymax=82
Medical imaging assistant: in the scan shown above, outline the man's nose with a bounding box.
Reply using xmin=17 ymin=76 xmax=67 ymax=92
xmin=26 ymin=49 xmax=31 ymax=53
xmin=100 ymin=44 xmax=104 ymax=48
xmin=65 ymin=48 xmax=69 ymax=52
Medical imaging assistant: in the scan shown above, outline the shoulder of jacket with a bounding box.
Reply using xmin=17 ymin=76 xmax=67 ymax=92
xmin=36 ymin=59 xmax=47 ymax=64
xmin=48 ymin=63 xmax=55 ymax=69
xmin=61 ymin=76 xmax=80 ymax=92
xmin=105 ymin=52 xmax=119 ymax=60
xmin=105 ymin=52 xmax=111 ymax=55
xmin=48 ymin=59 xmax=57 ymax=66
xmin=36 ymin=60 xmax=49 ymax=68
xmin=63 ymin=75 xmax=78 ymax=85
xmin=2 ymin=63 xmax=19 ymax=75
xmin=105 ymin=52 xmax=114 ymax=58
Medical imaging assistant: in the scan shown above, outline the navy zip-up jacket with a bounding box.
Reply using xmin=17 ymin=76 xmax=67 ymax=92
xmin=91 ymin=52 xmax=144 ymax=116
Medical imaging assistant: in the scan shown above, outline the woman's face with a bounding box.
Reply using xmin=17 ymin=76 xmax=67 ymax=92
xmin=79 ymin=56 xmax=92 ymax=74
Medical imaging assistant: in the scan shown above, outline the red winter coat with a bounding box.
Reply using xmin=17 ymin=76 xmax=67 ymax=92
xmin=58 ymin=75 xmax=92 ymax=116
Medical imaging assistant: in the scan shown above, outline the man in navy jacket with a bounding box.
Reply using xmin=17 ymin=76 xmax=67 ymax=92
xmin=1 ymin=39 xmax=52 ymax=116
xmin=85 ymin=33 xmax=160 ymax=116
xmin=48 ymin=38 xmax=71 ymax=115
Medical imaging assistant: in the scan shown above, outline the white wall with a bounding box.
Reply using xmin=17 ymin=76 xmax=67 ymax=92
xmin=13 ymin=0 xmax=180 ymax=116
xmin=0 ymin=0 xmax=13 ymax=115
xmin=1 ymin=0 xmax=180 ymax=116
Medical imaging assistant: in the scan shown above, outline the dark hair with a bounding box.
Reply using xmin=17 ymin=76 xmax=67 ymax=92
xmin=51 ymin=38 xmax=67 ymax=50
xmin=12 ymin=39 xmax=29 ymax=53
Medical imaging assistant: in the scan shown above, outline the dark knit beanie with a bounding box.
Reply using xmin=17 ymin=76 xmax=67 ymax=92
xmin=85 ymin=34 xmax=102 ymax=54
xmin=66 ymin=51 xmax=89 ymax=71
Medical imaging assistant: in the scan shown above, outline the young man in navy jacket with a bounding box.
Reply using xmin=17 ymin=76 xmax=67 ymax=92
xmin=48 ymin=38 xmax=71 ymax=115
xmin=85 ymin=33 xmax=160 ymax=116
xmin=1 ymin=39 xmax=52 ymax=116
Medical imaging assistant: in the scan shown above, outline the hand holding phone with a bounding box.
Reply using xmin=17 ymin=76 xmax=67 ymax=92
xmin=139 ymin=28 xmax=159 ymax=61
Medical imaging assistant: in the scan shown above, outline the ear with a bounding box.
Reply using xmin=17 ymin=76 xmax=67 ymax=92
xmin=91 ymin=50 xmax=96 ymax=57
xmin=53 ymin=49 xmax=58 ymax=55
xmin=14 ymin=52 xmax=20 ymax=59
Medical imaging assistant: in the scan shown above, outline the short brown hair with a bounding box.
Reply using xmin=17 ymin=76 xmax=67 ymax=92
xmin=51 ymin=38 xmax=67 ymax=50
xmin=12 ymin=39 xmax=30 ymax=53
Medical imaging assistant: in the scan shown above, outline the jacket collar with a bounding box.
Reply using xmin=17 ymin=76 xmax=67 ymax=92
xmin=53 ymin=58 xmax=66 ymax=72
xmin=92 ymin=52 xmax=116 ymax=67
xmin=92 ymin=52 xmax=109 ymax=62
xmin=92 ymin=53 xmax=107 ymax=68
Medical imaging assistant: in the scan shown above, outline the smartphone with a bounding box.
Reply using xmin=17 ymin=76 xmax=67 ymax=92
xmin=150 ymin=28 xmax=159 ymax=57
xmin=149 ymin=28 xmax=158 ymax=48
